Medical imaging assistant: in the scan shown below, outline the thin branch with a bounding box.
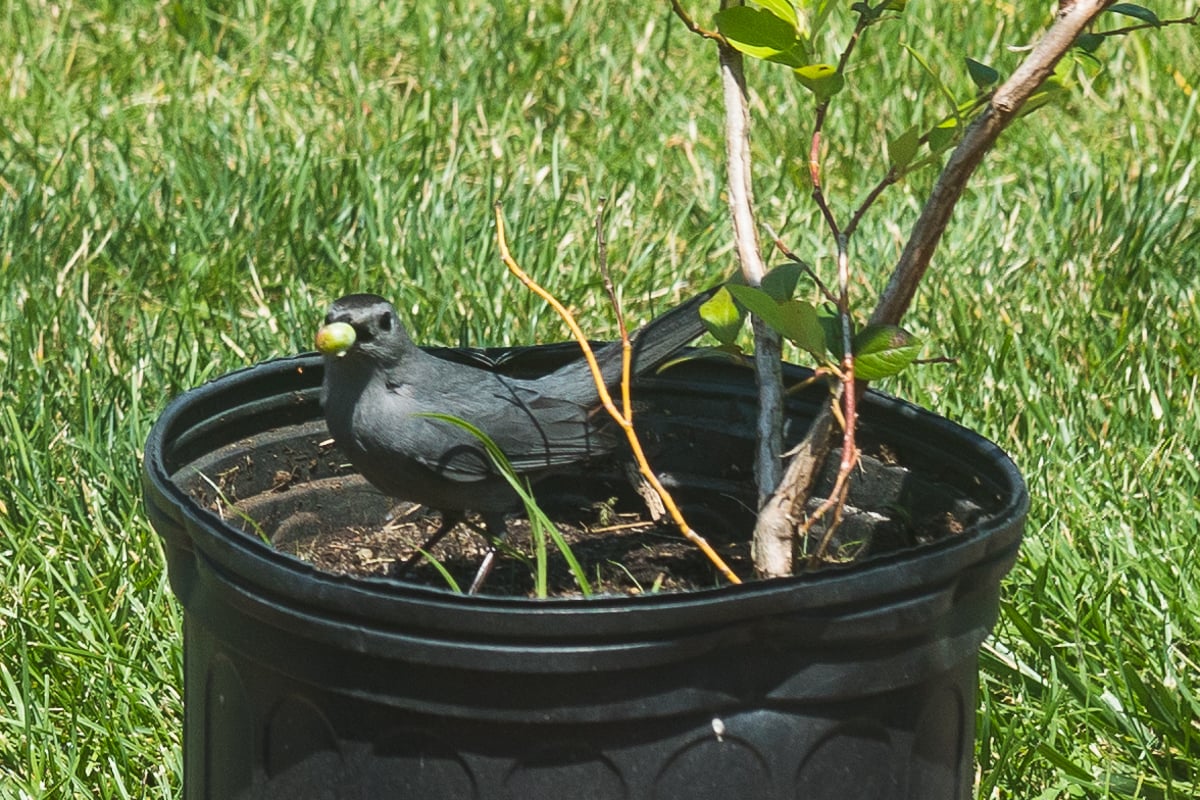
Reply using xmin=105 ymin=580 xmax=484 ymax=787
xmin=593 ymin=199 xmax=628 ymax=342
xmin=668 ymin=0 xmax=724 ymax=42
xmin=805 ymin=13 xmax=869 ymax=237
xmin=765 ymin=223 xmax=837 ymax=304
xmin=493 ymin=203 xmax=743 ymax=585
xmin=1092 ymin=9 xmax=1198 ymax=38
xmin=808 ymin=129 xmax=840 ymax=237
xmin=844 ymin=167 xmax=898 ymax=239
xmin=801 ymin=234 xmax=861 ymax=566
xmin=802 ymin=454 xmax=852 ymax=568
xmin=788 ymin=7 xmax=884 ymax=565
xmin=913 ymin=355 xmax=958 ymax=366
xmin=857 ymin=92 xmax=992 ymax=212
xmin=835 ymin=10 xmax=872 ymax=76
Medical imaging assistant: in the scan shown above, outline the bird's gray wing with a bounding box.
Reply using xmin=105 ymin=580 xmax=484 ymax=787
xmin=392 ymin=373 xmax=614 ymax=482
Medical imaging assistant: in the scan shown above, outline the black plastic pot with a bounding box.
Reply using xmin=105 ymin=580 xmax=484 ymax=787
xmin=143 ymin=346 xmax=1027 ymax=800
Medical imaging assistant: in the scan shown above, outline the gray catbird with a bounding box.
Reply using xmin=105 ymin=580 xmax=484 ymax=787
xmin=315 ymin=289 xmax=713 ymax=590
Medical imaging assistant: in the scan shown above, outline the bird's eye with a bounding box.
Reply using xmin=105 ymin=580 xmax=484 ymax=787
xmin=379 ymin=311 xmax=393 ymax=332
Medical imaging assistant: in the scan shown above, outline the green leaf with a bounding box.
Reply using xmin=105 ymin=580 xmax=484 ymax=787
xmin=853 ymin=0 xmax=907 ymax=23
xmin=852 ymin=324 xmax=922 ymax=380
xmin=756 ymin=0 xmax=797 ymax=27
xmin=699 ymin=287 xmax=746 ymax=345
xmin=1070 ymin=46 xmax=1104 ymax=76
xmin=715 ymin=6 xmax=803 ymax=65
xmin=760 ymin=262 xmax=806 ymax=300
xmin=1107 ymin=3 xmax=1160 ymax=25
xmin=850 ymin=1 xmax=875 ymax=20
xmin=965 ymin=57 xmax=1000 ymax=88
xmin=723 ymin=283 xmax=826 ymax=359
xmin=725 ymin=284 xmax=785 ymax=331
xmin=818 ymin=310 xmax=846 ymax=358
xmin=888 ymin=124 xmax=921 ymax=170
xmin=777 ymin=299 xmax=826 ymax=358
xmin=794 ymin=63 xmax=844 ymax=100
xmin=927 ymin=116 xmax=959 ymax=154
xmin=1074 ymin=32 xmax=1105 ymax=53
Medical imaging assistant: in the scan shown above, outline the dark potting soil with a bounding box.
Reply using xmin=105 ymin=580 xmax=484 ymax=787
xmin=199 ymin=442 xmax=979 ymax=598
xmin=275 ymin=506 xmax=748 ymax=596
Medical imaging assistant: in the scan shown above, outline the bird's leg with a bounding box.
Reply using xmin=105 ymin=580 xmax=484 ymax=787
xmin=392 ymin=510 xmax=462 ymax=578
xmin=467 ymin=513 xmax=509 ymax=594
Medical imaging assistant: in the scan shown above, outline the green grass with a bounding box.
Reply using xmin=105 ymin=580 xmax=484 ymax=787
xmin=1 ymin=1 xmax=1197 ymax=797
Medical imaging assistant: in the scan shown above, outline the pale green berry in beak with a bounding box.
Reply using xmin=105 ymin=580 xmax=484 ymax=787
xmin=315 ymin=321 xmax=356 ymax=357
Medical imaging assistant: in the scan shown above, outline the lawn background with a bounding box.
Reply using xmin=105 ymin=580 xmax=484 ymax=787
xmin=1 ymin=1 xmax=1197 ymax=797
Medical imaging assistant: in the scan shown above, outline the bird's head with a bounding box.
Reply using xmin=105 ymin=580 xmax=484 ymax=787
xmin=315 ymin=294 xmax=414 ymax=364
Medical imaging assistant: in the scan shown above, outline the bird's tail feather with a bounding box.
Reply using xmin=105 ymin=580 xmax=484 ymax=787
xmin=552 ymin=286 xmax=718 ymax=402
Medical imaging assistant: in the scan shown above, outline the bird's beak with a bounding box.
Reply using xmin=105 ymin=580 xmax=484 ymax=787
xmin=315 ymin=321 xmax=356 ymax=357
